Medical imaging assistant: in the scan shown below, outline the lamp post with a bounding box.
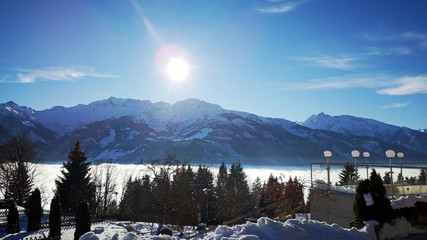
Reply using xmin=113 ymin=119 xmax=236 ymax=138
xmin=324 ymin=150 xmax=332 ymax=188
xmin=351 ymin=150 xmax=360 ymax=184
xmin=363 ymin=152 xmax=370 ymax=179
xmin=386 ymin=150 xmax=396 ymax=199
xmin=203 ymin=188 xmax=211 ymax=225
xmin=397 ymin=152 xmax=404 ymax=195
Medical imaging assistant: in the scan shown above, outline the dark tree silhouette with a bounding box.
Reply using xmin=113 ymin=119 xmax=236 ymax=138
xmin=27 ymin=188 xmax=42 ymax=231
xmin=171 ymin=165 xmax=197 ymax=226
xmin=213 ymin=161 xmax=228 ymax=223
xmin=74 ymin=199 xmax=91 ymax=240
xmin=417 ymin=168 xmax=426 ymax=184
xmin=353 ymin=169 xmax=394 ymax=225
xmin=49 ymin=193 xmax=61 ymax=238
xmin=56 ymin=140 xmax=95 ymax=214
xmin=194 ymin=165 xmax=214 ymax=225
xmin=225 ymin=162 xmax=252 ymax=221
xmin=119 ymin=175 xmax=153 ymax=221
xmin=6 ymin=201 xmax=20 ymax=234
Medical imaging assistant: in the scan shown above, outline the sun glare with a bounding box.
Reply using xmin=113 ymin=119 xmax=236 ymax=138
xmin=166 ymin=58 xmax=189 ymax=82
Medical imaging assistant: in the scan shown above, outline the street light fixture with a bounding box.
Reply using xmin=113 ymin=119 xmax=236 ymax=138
xmin=203 ymin=188 xmax=211 ymax=225
xmin=397 ymin=152 xmax=404 ymax=195
xmin=363 ymin=152 xmax=370 ymax=179
xmin=386 ymin=150 xmax=396 ymax=199
xmin=351 ymin=150 xmax=360 ymax=184
xmin=324 ymin=150 xmax=332 ymax=188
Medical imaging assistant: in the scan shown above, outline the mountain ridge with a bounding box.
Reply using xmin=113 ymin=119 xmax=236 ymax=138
xmin=1 ymin=98 xmax=426 ymax=165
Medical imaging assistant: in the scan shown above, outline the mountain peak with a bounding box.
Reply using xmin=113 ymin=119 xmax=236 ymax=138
xmin=0 ymin=101 xmax=34 ymax=119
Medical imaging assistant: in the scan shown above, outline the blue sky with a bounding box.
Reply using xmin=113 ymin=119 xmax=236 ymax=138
xmin=1 ymin=0 xmax=427 ymax=130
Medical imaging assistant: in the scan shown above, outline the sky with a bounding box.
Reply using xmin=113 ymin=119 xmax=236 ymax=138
xmin=1 ymin=0 xmax=427 ymax=130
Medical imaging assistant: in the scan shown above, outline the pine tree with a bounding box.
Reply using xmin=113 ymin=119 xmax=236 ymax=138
xmin=264 ymin=174 xmax=283 ymax=218
xmin=171 ymin=165 xmax=197 ymax=225
xmin=194 ymin=165 xmax=214 ymax=225
xmin=27 ymin=188 xmax=42 ymax=231
xmin=396 ymin=173 xmax=404 ymax=184
xmin=417 ymin=168 xmax=426 ymax=184
xmin=74 ymin=199 xmax=91 ymax=240
xmin=119 ymin=176 xmax=154 ymax=222
xmin=226 ymin=162 xmax=252 ymax=221
xmin=120 ymin=177 xmax=137 ymax=220
xmin=6 ymin=201 xmax=20 ymax=234
xmin=56 ymin=140 xmax=95 ymax=215
xmin=213 ymin=161 xmax=228 ymax=223
xmin=338 ymin=163 xmax=356 ymax=186
xmin=284 ymin=177 xmax=304 ymax=218
xmin=383 ymin=172 xmax=391 ymax=184
xmin=405 ymin=176 xmax=417 ymax=185
xmin=152 ymin=169 xmax=172 ymax=224
xmin=0 ymin=135 xmax=39 ymax=206
xmin=49 ymin=193 xmax=61 ymax=239
xmin=250 ymin=177 xmax=263 ymax=212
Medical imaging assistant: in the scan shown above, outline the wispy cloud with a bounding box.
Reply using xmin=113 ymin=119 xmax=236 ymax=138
xmin=296 ymin=56 xmax=357 ymax=70
xmin=377 ymin=76 xmax=427 ymax=95
xmin=400 ymin=32 xmax=427 ymax=47
xmin=293 ymin=75 xmax=390 ymax=90
xmin=381 ymin=102 xmax=410 ymax=109
xmin=7 ymin=66 xmax=117 ymax=84
xmin=292 ymin=74 xmax=427 ymax=96
xmin=362 ymin=31 xmax=427 ymax=55
xmin=256 ymin=1 xmax=305 ymax=14
xmin=366 ymin=46 xmax=411 ymax=56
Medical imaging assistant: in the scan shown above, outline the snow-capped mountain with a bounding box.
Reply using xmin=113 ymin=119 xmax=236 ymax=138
xmin=0 ymin=101 xmax=57 ymax=146
xmin=302 ymin=113 xmax=427 ymax=155
xmin=1 ymin=98 xmax=426 ymax=165
xmin=34 ymin=97 xmax=225 ymax=136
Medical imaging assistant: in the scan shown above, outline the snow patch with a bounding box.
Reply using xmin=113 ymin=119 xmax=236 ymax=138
xmin=205 ymin=217 xmax=371 ymax=240
xmin=188 ymin=128 xmax=213 ymax=140
xmin=22 ymin=120 xmax=34 ymax=127
xmin=391 ymin=194 xmax=427 ymax=209
xmin=126 ymin=130 xmax=140 ymax=140
xmin=80 ymin=232 xmax=100 ymax=240
xmin=99 ymin=129 xmax=116 ymax=148
xmin=95 ymin=147 xmax=138 ymax=160
xmin=378 ymin=218 xmax=423 ymax=240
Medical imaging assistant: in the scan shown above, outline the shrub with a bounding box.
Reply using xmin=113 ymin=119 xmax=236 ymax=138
xmin=394 ymin=201 xmax=427 ymax=225
xmin=353 ymin=169 xmax=394 ymax=225
xmin=6 ymin=202 xmax=20 ymax=234
xmin=27 ymin=188 xmax=42 ymax=231
xmin=74 ymin=199 xmax=91 ymax=240
xmin=49 ymin=193 xmax=61 ymax=238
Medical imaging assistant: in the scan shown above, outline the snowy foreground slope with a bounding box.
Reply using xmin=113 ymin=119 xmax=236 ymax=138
xmin=66 ymin=194 xmax=427 ymax=240
xmin=4 ymin=196 xmax=427 ymax=240
xmin=72 ymin=217 xmax=420 ymax=240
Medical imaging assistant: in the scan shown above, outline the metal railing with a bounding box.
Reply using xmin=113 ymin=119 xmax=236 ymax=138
xmin=310 ymin=162 xmax=427 ymax=196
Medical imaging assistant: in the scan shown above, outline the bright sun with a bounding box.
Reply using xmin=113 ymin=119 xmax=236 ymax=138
xmin=166 ymin=58 xmax=189 ymax=82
